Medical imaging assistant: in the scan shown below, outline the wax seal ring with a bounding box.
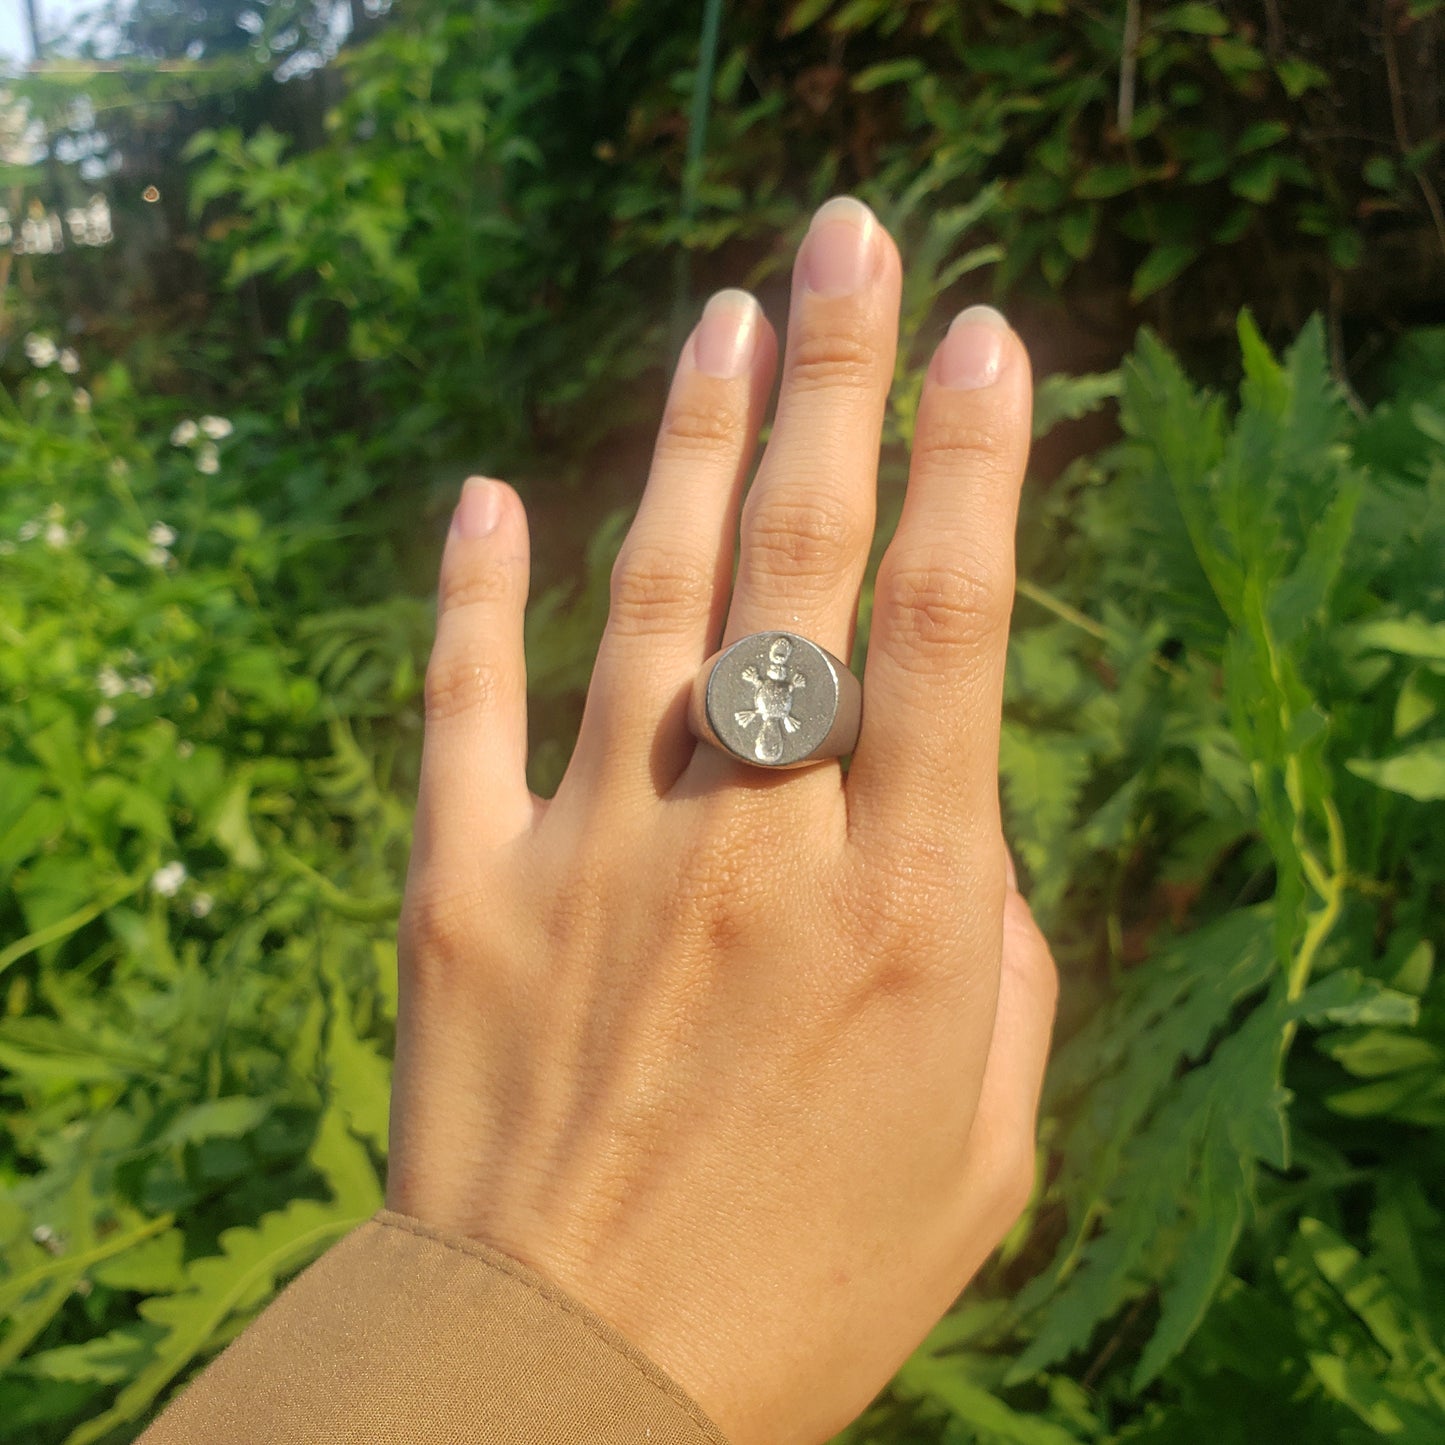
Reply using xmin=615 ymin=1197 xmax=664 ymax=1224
xmin=689 ymin=631 xmax=862 ymax=769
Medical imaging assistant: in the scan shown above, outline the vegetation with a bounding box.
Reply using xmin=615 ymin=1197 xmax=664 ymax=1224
xmin=2 ymin=1 xmax=1442 ymax=1440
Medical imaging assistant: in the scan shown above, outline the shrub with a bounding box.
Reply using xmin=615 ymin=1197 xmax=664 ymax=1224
xmin=2 ymin=316 xmax=1441 ymax=1441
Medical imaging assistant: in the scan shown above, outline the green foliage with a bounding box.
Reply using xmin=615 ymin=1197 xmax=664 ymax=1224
xmin=3 ymin=2 xmax=1443 ymax=1439
xmin=0 ymin=357 xmax=402 ymax=1440
xmin=156 ymin=0 xmax=1444 ymax=495
xmin=6 ymin=299 xmax=1442 ymax=1440
xmin=840 ymin=321 xmax=1445 ymax=1441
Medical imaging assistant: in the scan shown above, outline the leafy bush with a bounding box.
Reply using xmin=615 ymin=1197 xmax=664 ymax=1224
xmin=0 ymin=355 xmax=412 ymax=1441
xmin=174 ymin=0 xmax=1444 ymax=489
xmin=3 ymin=3 xmax=1443 ymax=1437
xmin=3 ymin=313 xmax=1441 ymax=1441
xmin=843 ymin=318 xmax=1445 ymax=1441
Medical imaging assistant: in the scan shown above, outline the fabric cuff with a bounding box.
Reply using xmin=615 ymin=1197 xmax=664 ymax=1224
xmin=137 ymin=1208 xmax=729 ymax=1444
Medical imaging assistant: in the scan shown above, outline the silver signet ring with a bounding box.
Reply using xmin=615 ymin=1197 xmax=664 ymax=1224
xmin=688 ymin=631 xmax=861 ymax=769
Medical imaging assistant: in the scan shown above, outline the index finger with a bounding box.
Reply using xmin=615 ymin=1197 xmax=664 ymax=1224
xmin=845 ymin=306 xmax=1032 ymax=851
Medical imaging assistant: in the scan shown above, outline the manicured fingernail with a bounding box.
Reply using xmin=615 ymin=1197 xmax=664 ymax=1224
xmin=694 ymin=289 xmax=761 ymax=379
xmin=452 ymin=477 xmax=502 ymax=539
xmin=937 ymin=305 xmax=1010 ymax=390
xmin=800 ymin=196 xmax=879 ymax=297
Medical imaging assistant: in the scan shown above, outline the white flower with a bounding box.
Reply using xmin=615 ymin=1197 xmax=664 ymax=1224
xmin=93 ymin=704 xmax=115 ymax=727
xmin=43 ymin=521 xmax=68 ymax=548
xmin=17 ymin=520 xmax=39 ymax=541
xmin=144 ymin=546 xmax=170 ymax=568
xmin=96 ymin=666 xmax=126 ymax=697
xmin=199 ymin=415 xmax=233 ymax=440
xmin=190 ymin=892 xmax=214 ymax=918
xmin=147 ymin=522 xmax=177 ymax=546
xmin=129 ymin=675 xmax=156 ymax=698
xmin=24 ymin=333 xmax=57 ymax=368
xmin=176 ymin=740 xmax=195 ymax=758
xmin=58 ymin=348 xmax=80 ymax=374
xmin=109 ymin=458 xmax=130 ymax=479
xmin=32 ymin=1224 xmax=64 ymax=1255
xmin=73 ymin=387 xmax=91 ymax=413
xmin=33 ymin=380 xmax=50 ymax=399
xmin=196 ymin=443 xmax=220 ymax=475
xmin=150 ymin=861 xmax=187 ymax=897
xmin=170 ymin=419 xmax=198 ymax=446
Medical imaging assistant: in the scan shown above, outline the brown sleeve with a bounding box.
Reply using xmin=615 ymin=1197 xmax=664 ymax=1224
xmin=137 ymin=1209 xmax=729 ymax=1444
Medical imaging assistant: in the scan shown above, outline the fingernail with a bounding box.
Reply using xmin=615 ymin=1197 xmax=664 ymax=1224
xmin=937 ymin=305 xmax=1010 ymax=390
xmin=694 ymin=289 xmax=761 ymax=379
xmin=452 ymin=477 xmax=502 ymax=539
xmin=800 ymin=196 xmax=879 ymax=297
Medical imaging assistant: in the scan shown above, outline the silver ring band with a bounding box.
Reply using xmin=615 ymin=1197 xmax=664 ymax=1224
xmin=689 ymin=631 xmax=861 ymax=769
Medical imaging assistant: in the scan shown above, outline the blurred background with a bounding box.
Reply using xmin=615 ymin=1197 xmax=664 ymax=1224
xmin=1 ymin=2 xmax=1443 ymax=1441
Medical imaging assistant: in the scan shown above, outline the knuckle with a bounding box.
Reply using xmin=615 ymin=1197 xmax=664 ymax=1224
xmin=655 ymin=394 xmax=744 ymax=462
xmin=744 ymin=494 xmax=869 ymax=584
xmin=608 ymin=545 xmax=715 ymax=638
xmin=438 ymin=560 xmax=513 ymax=616
xmin=834 ymin=876 xmax=955 ymax=1003
xmin=877 ymin=554 xmax=1011 ymax=667
xmin=424 ymin=651 xmax=506 ymax=724
xmin=785 ymin=326 xmax=879 ymax=394
xmin=915 ymin=416 xmax=1013 ymax=478
xmin=400 ymin=883 xmax=478 ymax=980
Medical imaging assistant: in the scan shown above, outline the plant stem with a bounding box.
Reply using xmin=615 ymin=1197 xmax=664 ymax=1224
xmin=1015 ymin=577 xmax=1111 ymax=643
xmin=670 ymin=0 xmax=727 ymax=358
xmin=0 ymin=872 xmax=149 ymax=978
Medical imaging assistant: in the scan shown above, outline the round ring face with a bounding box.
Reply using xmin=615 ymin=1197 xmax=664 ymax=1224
xmin=705 ymin=632 xmax=841 ymax=768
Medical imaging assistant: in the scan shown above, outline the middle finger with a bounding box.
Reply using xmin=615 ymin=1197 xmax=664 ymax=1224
xmin=721 ymin=197 xmax=902 ymax=661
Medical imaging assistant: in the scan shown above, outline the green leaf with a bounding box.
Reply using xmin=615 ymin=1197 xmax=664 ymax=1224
xmin=1231 ymin=152 xmax=1284 ymax=203
xmin=90 ymin=1231 xmax=187 ymax=1294
xmin=852 ymin=58 xmax=925 ymax=91
xmin=1394 ymin=672 xmax=1438 ymax=736
xmin=62 ymin=1112 xmax=377 ymax=1445
xmin=1308 ymin=1353 xmax=1445 ymax=1437
xmin=1321 ymin=1030 xmax=1440 ymax=1079
xmin=1031 ymin=371 xmax=1122 ymax=438
xmin=155 ymin=1098 xmax=273 ymax=1151
xmin=999 ymin=725 xmax=1094 ymax=919
xmin=895 ymin=1355 xmax=1083 ymax=1443
xmin=1276 ymin=57 xmax=1329 ymax=97
xmin=1236 ymin=120 xmax=1290 ymax=153
xmin=1075 ymin=164 xmax=1138 ymax=200
xmin=782 ymin=0 xmax=836 ymax=33
xmin=1161 ymin=2 xmax=1231 ymax=35
xmin=1132 ymin=1129 xmax=1246 ymax=1389
xmin=1364 ymin=155 xmax=1398 ymax=190
xmin=1297 ymin=972 xmax=1421 ymax=1027
xmin=1057 ymin=207 xmax=1097 ymax=261
xmin=205 ymin=777 xmax=265 ymax=870
xmin=1131 ymin=243 xmax=1201 ymax=301
xmin=21 ymin=1329 xmax=155 ymax=1386
xmin=1348 ymin=740 xmax=1445 ymax=801
xmin=325 ymin=969 xmax=393 ymax=1153
xmin=1353 ymin=615 xmax=1445 ymax=663
xmin=1301 ymin=1218 xmax=1445 ymax=1392
xmin=1009 ymin=915 xmax=1280 ymax=1383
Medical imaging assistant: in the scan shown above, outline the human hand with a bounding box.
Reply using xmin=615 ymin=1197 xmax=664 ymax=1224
xmin=387 ymin=197 xmax=1057 ymax=1445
